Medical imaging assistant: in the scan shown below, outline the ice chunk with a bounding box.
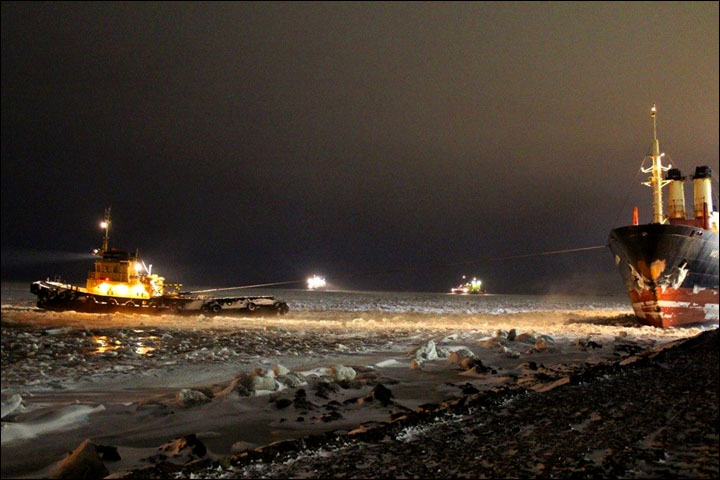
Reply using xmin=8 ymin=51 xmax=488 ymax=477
xmin=273 ymin=364 xmax=290 ymax=377
xmin=329 ymin=365 xmax=356 ymax=382
xmin=251 ymin=375 xmax=280 ymax=392
xmin=299 ymin=367 xmax=330 ymax=377
xmin=277 ymin=372 xmax=307 ymax=388
xmin=1 ymin=394 xmax=23 ymax=419
xmin=375 ymin=359 xmax=403 ymax=368
xmin=1 ymin=404 xmax=106 ymax=444
xmin=412 ymin=340 xmax=438 ymax=361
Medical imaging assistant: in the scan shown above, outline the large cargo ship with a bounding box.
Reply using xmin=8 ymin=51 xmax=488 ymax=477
xmin=608 ymin=106 xmax=719 ymax=328
xmin=30 ymin=208 xmax=289 ymax=316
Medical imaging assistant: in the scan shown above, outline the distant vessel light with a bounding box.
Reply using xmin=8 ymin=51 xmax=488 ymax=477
xmin=307 ymin=275 xmax=326 ymax=290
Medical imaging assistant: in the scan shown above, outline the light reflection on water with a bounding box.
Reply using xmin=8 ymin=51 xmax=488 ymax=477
xmin=91 ymin=335 xmax=159 ymax=355
xmin=91 ymin=335 xmax=121 ymax=354
xmin=135 ymin=335 xmax=158 ymax=355
xmin=135 ymin=345 xmax=156 ymax=355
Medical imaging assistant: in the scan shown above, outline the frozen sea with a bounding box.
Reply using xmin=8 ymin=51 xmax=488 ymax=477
xmin=2 ymin=281 xmax=631 ymax=316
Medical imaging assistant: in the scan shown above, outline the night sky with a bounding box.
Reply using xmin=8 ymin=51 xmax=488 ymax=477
xmin=2 ymin=2 xmax=718 ymax=294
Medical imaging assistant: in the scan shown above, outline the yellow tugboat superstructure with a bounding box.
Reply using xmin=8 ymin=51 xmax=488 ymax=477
xmin=85 ymin=207 xmax=166 ymax=299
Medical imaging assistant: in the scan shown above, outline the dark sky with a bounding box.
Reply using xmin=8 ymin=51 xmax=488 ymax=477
xmin=2 ymin=2 xmax=718 ymax=294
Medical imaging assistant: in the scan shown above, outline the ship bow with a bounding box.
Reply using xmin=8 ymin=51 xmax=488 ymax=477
xmin=608 ymin=224 xmax=719 ymax=327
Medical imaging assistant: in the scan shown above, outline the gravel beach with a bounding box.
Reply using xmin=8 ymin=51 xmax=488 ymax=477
xmin=220 ymin=328 xmax=719 ymax=479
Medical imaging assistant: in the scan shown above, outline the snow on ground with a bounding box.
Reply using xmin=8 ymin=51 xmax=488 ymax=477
xmin=2 ymin=404 xmax=106 ymax=444
xmin=0 ymin=303 xmax=711 ymax=478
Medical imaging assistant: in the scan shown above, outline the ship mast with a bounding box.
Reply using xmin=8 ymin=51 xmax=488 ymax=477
xmin=641 ymin=104 xmax=672 ymax=223
xmin=101 ymin=207 xmax=111 ymax=253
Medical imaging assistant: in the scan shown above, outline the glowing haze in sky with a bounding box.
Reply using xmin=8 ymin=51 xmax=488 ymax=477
xmin=1 ymin=2 xmax=718 ymax=293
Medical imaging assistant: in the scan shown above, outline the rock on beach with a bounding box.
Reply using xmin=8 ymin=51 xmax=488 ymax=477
xmin=176 ymin=389 xmax=211 ymax=407
xmin=330 ymin=365 xmax=357 ymax=382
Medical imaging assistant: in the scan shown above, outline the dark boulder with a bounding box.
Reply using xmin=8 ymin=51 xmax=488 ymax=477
xmin=370 ymin=383 xmax=394 ymax=406
xmin=51 ymin=439 xmax=109 ymax=479
xmin=97 ymin=444 xmax=121 ymax=461
xmin=159 ymin=434 xmax=206 ymax=458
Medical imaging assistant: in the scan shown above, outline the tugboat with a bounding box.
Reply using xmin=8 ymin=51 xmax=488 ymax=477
xmin=30 ymin=208 xmax=290 ymax=315
xmin=450 ymin=276 xmax=485 ymax=294
xmin=608 ymin=106 xmax=719 ymax=327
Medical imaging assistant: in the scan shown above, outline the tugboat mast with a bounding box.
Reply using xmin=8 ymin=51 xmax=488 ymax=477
xmin=642 ymin=105 xmax=672 ymax=224
xmin=101 ymin=207 xmax=111 ymax=253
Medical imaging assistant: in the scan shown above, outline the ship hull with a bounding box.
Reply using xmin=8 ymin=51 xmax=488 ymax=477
xmin=608 ymin=224 xmax=719 ymax=328
xmin=30 ymin=281 xmax=289 ymax=316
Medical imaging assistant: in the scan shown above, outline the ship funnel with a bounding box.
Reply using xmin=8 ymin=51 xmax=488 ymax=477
xmin=692 ymin=166 xmax=714 ymax=220
xmin=665 ymin=168 xmax=687 ymax=219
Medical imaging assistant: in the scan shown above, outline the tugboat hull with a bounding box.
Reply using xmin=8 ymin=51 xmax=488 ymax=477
xmin=31 ymin=281 xmax=290 ymax=316
xmin=608 ymin=224 xmax=719 ymax=327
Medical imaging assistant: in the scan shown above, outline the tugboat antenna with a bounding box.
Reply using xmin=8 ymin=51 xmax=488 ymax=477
xmin=101 ymin=207 xmax=111 ymax=253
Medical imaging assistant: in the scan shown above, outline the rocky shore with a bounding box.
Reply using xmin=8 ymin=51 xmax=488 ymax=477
xmin=108 ymin=328 xmax=719 ymax=479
